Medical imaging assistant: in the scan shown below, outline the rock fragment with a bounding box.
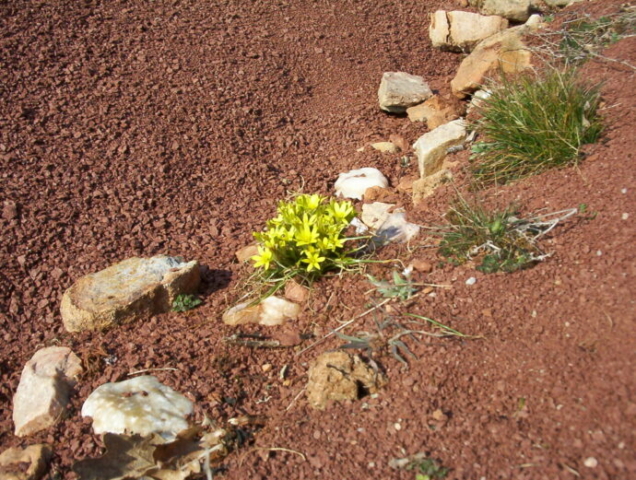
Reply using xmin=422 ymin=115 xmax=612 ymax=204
xmin=413 ymin=119 xmax=467 ymax=178
xmin=451 ymin=26 xmax=533 ymax=98
xmin=81 ymin=375 xmax=193 ymax=440
xmin=222 ymin=296 xmax=300 ymax=326
xmin=378 ymin=72 xmax=433 ymax=113
xmin=306 ymin=351 xmax=387 ymax=410
xmin=13 ymin=347 xmax=82 ymax=437
xmin=469 ymin=0 xmax=532 ymax=22
xmin=429 ymin=11 xmax=508 ymax=52
xmin=60 ymin=255 xmax=200 ymax=332
xmin=407 ymin=95 xmax=464 ymax=129
xmin=0 ymin=444 xmax=52 ymax=480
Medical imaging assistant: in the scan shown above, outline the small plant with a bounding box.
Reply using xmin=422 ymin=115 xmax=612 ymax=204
xmin=172 ymin=294 xmax=202 ymax=312
xmin=471 ymin=68 xmax=602 ymax=185
xmin=367 ymin=271 xmax=417 ymax=301
xmin=407 ymin=457 xmax=449 ymax=480
xmin=558 ymin=11 xmax=636 ymax=66
xmin=437 ymin=196 xmax=576 ymax=273
xmin=251 ymin=194 xmax=360 ymax=284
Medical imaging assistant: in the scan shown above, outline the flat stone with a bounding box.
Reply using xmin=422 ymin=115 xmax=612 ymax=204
xmin=413 ymin=119 xmax=467 ymax=178
xmin=451 ymin=26 xmax=533 ymax=98
xmin=60 ymin=255 xmax=200 ymax=332
xmin=235 ymin=244 xmax=259 ymax=263
xmin=429 ymin=10 xmax=508 ymax=52
xmin=378 ymin=72 xmax=433 ymax=113
xmin=13 ymin=347 xmax=82 ymax=437
xmin=0 ymin=444 xmax=52 ymax=480
xmin=81 ymin=375 xmax=193 ymax=440
xmin=284 ymin=280 xmax=309 ymax=303
xmin=370 ymin=141 xmax=399 ymax=154
xmin=407 ymin=95 xmax=464 ymax=129
xmin=222 ymin=296 xmax=300 ymax=326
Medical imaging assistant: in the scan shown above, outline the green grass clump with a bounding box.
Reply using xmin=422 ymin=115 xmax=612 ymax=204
xmin=471 ymin=68 xmax=602 ymax=185
xmin=438 ymin=197 xmax=542 ymax=274
xmin=251 ymin=194 xmax=359 ymax=284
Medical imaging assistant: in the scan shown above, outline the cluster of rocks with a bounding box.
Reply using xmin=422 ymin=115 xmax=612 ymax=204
xmin=373 ymin=0 xmax=584 ymax=203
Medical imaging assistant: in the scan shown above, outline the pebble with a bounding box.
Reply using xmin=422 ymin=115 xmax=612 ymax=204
xmin=622 ymin=213 xmax=629 ymax=220
xmin=261 ymin=363 xmax=273 ymax=373
xmin=466 ymin=277 xmax=476 ymax=285
xmin=584 ymin=457 xmax=598 ymax=468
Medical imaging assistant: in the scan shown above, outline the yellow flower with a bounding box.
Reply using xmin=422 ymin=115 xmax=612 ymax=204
xmin=329 ymin=200 xmax=354 ymax=221
xmin=251 ymin=246 xmax=273 ymax=270
xmin=303 ymin=194 xmax=323 ymax=210
xmin=302 ymin=249 xmax=326 ymax=272
xmin=295 ymin=214 xmax=319 ymax=246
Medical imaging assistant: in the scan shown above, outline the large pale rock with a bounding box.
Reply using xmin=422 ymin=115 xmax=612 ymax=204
xmin=469 ymin=0 xmax=532 ymax=22
xmin=223 ymin=296 xmax=301 ymax=326
xmin=81 ymin=375 xmax=193 ymax=440
xmin=13 ymin=347 xmax=82 ymax=437
xmin=429 ymin=11 xmax=508 ymax=52
xmin=378 ymin=72 xmax=433 ymax=113
xmin=0 ymin=444 xmax=52 ymax=480
xmin=450 ymin=25 xmax=533 ymax=98
xmin=413 ymin=119 xmax=467 ymax=178
xmin=61 ymin=255 xmax=200 ymax=332
xmin=306 ymin=352 xmax=387 ymax=410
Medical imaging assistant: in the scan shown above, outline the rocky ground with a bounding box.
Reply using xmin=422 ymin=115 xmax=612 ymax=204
xmin=1 ymin=0 xmax=635 ymax=479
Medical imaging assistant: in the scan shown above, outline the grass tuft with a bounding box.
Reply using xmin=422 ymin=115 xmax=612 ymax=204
xmin=470 ymin=68 xmax=602 ymax=185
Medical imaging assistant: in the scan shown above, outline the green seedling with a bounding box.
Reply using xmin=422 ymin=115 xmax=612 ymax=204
xmin=172 ymin=294 xmax=202 ymax=312
xmin=367 ymin=271 xmax=417 ymax=301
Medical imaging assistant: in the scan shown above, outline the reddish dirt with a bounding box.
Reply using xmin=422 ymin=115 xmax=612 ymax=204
xmin=1 ymin=1 xmax=634 ymax=479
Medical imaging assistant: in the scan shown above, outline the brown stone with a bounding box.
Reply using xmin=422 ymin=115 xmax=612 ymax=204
xmin=235 ymin=244 xmax=259 ymax=263
xmin=412 ymin=258 xmax=433 ymax=273
xmin=0 ymin=444 xmax=52 ymax=480
xmin=284 ymin=279 xmax=309 ymax=303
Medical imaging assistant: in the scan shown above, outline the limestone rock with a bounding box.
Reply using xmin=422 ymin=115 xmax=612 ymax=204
xmin=429 ymin=10 xmax=509 ymax=52
xmin=407 ymin=95 xmax=465 ymax=129
xmin=334 ymin=167 xmax=389 ymax=200
xmin=413 ymin=119 xmax=467 ymax=178
xmin=0 ymin=444 xmax=52 ymax=480
xmin=361 ymin=202 xmax=395 ymax=230
xmin=469 ymin=0 xmax=532 ymax=22
xmin=61 ymin=255 xmax=200 ymax=332
xmin=378 ymin=72 xmax=433 ymax=113
xmin=222 ymin=296 xmax=300 ymax=326
xmin=451 ymin=25 xmax=533 ymax=98
xmin=284 ymin=280 xmax=309 ymax=303
xmin=13 ymin=347 xmax=82 ymax=437
xmin=306 ymin=352 xmax=387 ymax=410
xmin=370 ymin=141 xmax=399 ymax=154
xmin=81 ymin=375 xmax=193 ymax=440
xmin=413 ymin=169 xmax=454 ymax=203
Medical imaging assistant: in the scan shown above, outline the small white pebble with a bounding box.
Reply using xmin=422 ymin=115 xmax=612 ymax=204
xmin=565 ymin=322 xmax=570 ymax=327
xmin=621 ymin=188 xmax=627 ymax=194
xmin=596 ymin=250 xmax=602 ymax=256
xmin=394 ymin=422 xmax=402 ymax=431
xmin=622 ymin=213 xmax=629 ymax=220
xmin=368 ymin=462 xmax=375 ymax=469
xmin=466 ymin=277 xmax=477 ymax=286
xmin=584 ymin=457 xmax=598 ymax=468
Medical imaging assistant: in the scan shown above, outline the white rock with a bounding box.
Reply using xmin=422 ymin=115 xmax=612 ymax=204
xmin=584 ymin=457 xmax=598 ymax=468
xmin=222 ymin=296 xmax=300 ymax=326
xmin=378 ymin=72 xmax=433 ymax=113
xmin=429 ymin=11 xmax=508 ymax=52
xmin=334 ymin=168 xmax=388 ymax=200
xmin=466 ymin=277 xmax=477 ymax=285
xmin=543 ymin=0 xmax=584 ymax=7
xmin=81 ymin=375 xmax=193 ymax=440
xmin=413 ymin=119 xmax=467 ymax=178
xmin=13 ymin=347 xmax=82 ymax=437
xmin=61 ymin=255 xmax=200 ymax=332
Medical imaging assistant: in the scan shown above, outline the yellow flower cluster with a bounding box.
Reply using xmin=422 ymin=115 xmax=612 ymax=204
xmin=251 ymin=194 xmax=356 ymax=274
